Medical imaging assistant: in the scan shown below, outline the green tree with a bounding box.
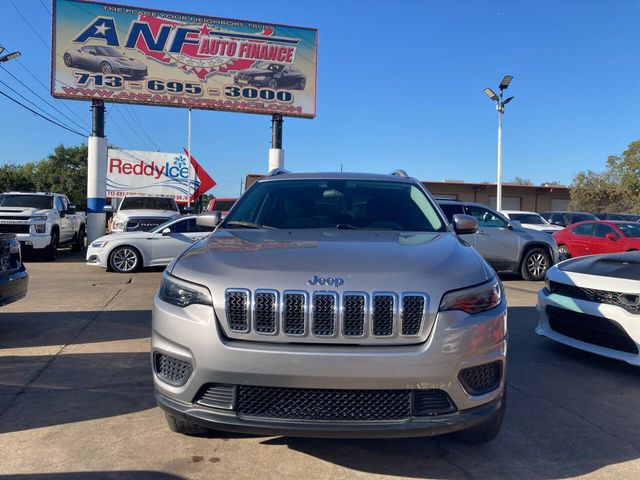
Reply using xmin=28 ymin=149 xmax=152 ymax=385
xmin=605 ymin=140 xmax=640 ymax=199
xmin=0 ymin=163 xmax=37 ymax=192
xmin=511 ymin=176 xmax=533 ymax=185
xmin=33 ymin=144 xmax=88 ymax=209
xmin=568 ymin=170 xmax=631 ymax=212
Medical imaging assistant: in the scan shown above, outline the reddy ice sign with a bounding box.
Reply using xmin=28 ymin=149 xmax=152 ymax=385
xmin=52 ymin=0 xmax=318 ymax=118
xmin=107 ymin=149 xmax=216 ymax=202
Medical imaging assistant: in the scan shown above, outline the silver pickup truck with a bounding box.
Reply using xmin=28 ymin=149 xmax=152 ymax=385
xmin=0 ymin=192 xmax=86 ymax=260
xmin=152 ymin=170 xmax=508 ymax=443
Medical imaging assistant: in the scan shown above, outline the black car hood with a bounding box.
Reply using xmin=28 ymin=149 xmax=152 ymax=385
xmin=559 ymin=252 xmax=640 ymax=280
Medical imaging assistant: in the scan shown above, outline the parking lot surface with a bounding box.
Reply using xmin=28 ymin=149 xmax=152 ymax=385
xmin=1 ymin=251 xmax=639 ymax=480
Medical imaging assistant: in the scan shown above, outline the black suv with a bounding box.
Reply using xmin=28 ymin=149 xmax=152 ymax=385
xmin=0 ymin=234 xmax=28 ymax=307
xmin=539 ymin=211 xmax=598 ymax=227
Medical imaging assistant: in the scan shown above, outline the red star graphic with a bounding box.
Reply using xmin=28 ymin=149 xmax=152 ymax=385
xmin=199 ymin=24 xmax=211 ymax=36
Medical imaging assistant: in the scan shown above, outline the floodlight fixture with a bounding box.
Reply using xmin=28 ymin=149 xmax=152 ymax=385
xmin=0 ymin=51 xmax=21 ymax=63
xmin=483 ymin=88 xmax=499 ymax=101
xmin=499 ymin=75 xmax=513 ymax=90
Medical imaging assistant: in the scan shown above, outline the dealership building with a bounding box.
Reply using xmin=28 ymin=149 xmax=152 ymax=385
xmin=245 ymin=174 xmax=570 ymax=213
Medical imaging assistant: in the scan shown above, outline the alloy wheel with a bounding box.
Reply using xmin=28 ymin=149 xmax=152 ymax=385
xmin=111 ymin=247 xmax=138 ymax=272
xmin=527 ymin=253 xmax=547 ymax=278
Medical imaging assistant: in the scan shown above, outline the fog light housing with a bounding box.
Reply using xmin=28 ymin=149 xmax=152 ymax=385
xmin=153 ymin=352 xmax=192 ymax=386
xmin=458 ymin=361 xmax=502 ymax=395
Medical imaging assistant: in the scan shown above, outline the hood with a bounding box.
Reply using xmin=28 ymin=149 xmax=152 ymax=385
xmin=519 ymin=223 xmax=564 ymax=232
xmin=558 ymin=252 xmax=640 ymax=280
xmin=512 ymin=223 xmax=557 ymax=242
xmin=171 ymin=229 xmax=492 ymax=295
xmin=0 ymin=207 xmax=50 ymax=216
xmin=114 ymin=210 xmax=178 ymax=220
xmin=91 ymin=231 xmax=154 ymax=244
xmin=239 ymin=68 xmax=271 ymax=77
xmin=114 ymin=57 xmax=145 ymax=68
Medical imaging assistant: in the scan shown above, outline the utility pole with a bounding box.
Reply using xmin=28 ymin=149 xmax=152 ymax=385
xmin=483 ymin=75 xmax=514 ymax=212
xmin=269 ymin=114 xmax=284 ymax=172
xmin=86 ymin=99 xmax=107 ymax=243
xmin=187 ymin=107 xmax=192 ymax=209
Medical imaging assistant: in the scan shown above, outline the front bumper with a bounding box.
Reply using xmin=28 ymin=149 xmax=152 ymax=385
xmin=16 ymin=233 xmax=51 ymax=251
xmin=0 ymin=265 xmax=28 ymax=306
xmin=86 ymin=247 xmax=108 ymax=268
xmin=537 ymin=288 xmax=640 ymax=366
xmin=152 ymin=294 xmax=507 ymax=437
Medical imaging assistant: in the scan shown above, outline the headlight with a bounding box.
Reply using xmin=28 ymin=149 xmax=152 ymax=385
xmin=111 ymin=220 xmax=125 ymax=232
xmin=31 ymin=216 xmax=47 ymax=223
xmin=158 ymin=273 xmax=212 ymax=308
xmin=253 ymin=75 xmax=266 ymax=81
xmin=439 ymin=277 xmax=502 ymax=314
xmin=90 ymin=240 xmax=109 ymax=249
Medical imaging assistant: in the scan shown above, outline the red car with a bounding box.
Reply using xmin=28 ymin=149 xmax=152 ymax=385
xmin=553 ymin=220 xmax=640 ymax=259
xmin=206 ymin=197 xmax=237 ymax=216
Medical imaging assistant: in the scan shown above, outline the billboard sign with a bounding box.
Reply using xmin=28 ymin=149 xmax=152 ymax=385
xmin=107 ymin=149 xmax=216 ymax=202
xmin=52 ymin=0 xmax=318 ymax=118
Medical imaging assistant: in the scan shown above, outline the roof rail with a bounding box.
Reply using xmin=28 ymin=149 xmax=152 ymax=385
xmin=267 ymin=168 xmax=291 ymax=176
xmin=389 ymin=169 xmax=409 ymax=178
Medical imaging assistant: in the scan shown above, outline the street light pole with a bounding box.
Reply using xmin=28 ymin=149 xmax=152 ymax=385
xmin=483 ymin=75 xmax=514 ymax=212
xmin=187 ymin=107 xmax=192 ymax=208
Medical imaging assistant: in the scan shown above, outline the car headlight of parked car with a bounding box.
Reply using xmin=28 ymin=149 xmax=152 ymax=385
xmin=439 ymin=277 xmax=502 ymax=314
xmin=112 ymin=220 xmax=125 ymax=232
xmin=31 ymin=216 xmax=47 ymax=233
xmin=158 ymin=273 xmax=212 ymax=308
xmin=90 ymin=240 xmax=109 ymax=249
xmin=253 ymin=75 xmax=267 ymax=81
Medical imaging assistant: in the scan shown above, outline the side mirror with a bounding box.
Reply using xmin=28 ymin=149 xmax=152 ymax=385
xmin=67 ymin=204 xmax=77 ymax=215
xmin=196 ymin=211 xmax=221 ymax=229
xmin=605 ymin=233 xmax=618 ymax=242
xmin=161 ymin=228 xmax=171 ymax=236
xmin=452 ymin=214 xmax=478 ymax=235
xmin=103 ymin=205 xmax=114 ymax=213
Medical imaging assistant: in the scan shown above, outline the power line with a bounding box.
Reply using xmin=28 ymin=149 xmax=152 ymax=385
xmin=0 ymin=65 xmax=90 ymax=133
xmin=123 ymin=104 xmax=160 ymax=150
xmin=0 ymin=88 xmax=85 ymax=137
xmin=8 ymin=0 xmax=49 ymax=49
xmin=38 ymin=0 xmax=51 ymax=15
xmin=0 ymin=79 xmax=66 ymax=127
xmin=111 ymin=105 xmax=156 ymax=150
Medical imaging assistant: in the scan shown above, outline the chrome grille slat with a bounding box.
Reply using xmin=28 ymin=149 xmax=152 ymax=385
xmin=222 ymin=289 xmax=428 ymax=343
xmin=312 ymin=292 xmax=337 ymax=336
xmin=372 ymin=294 xmax=396 ymax=336
xmin=254 ymin=290 xmax=277 ymax=334
xmin=282 ymin=291 xmax=307 ymax=335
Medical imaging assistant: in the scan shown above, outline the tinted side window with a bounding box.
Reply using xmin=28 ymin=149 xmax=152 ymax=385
xmin=438 ymin=204 xmax=464 ymax=222
xmin=467 ymin=205 xmax=508 ymax=228
xmin=571 ymin=223 xmax=595 ymax=236
xmin=594 ymin=224 xmax=618 ymax=238
xmin=169 ymin=219 xmax=189 ymax=233
xmin=55 ymin=197 xmax=65 ymax=212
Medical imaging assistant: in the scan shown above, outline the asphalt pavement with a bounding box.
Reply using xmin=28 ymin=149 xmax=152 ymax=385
xmin=0 ymin=250 xmax=638 ymax=479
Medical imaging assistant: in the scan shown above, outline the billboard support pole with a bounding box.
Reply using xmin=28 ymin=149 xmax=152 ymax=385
xmin=269 ymin=114 xmax=284 ymax=171
xmin=87 ymin=99 xmax=107 ymax=244
xmin=187 ymin=107 xmax=192 ymax=208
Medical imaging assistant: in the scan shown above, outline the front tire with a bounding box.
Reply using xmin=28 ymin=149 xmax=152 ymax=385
xmin=108 ymin=245 xmax=141 ymax=273
xmin=63 ymin=53 xmax=73 ymax=67
xmin=165 ymin=412 xmax=210 ymax=436
xmin=268 ymin=79 xmax=278 ymax=90
xmin=558 ymin=245 xmax=571 ymax=261
xmin=520 ymin=247 xmax=550 ymax=281
xmin=72 ymin=226 xmax=85 ymax=252
xmin=44 ymin=231 xmax=59 ymax=261
xmin=99 ymin=61 xmax=112 ymax=74
xmin=452 ymin=391 xmax=506 ymax=444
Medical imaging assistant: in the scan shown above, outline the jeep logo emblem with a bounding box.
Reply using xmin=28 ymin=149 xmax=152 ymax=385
xmin=307 ymin=275 xmax=344 ymax=287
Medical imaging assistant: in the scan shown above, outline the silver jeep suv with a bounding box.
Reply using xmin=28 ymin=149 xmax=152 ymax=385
xmin=152 ymin=171 xmax=508 ymax=443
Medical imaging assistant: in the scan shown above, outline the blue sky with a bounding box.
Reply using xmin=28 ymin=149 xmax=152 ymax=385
xmin=1 ymin=0 xmax=639 ymax=197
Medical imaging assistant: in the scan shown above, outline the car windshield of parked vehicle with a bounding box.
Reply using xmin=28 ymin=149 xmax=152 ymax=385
xmin=509 ymin=213 xmax=547 ymax=225
xmin=616 ymin=223 xmax=640 ymax=238
xmin=213 ymin=200 xmax=236 ymax=212
xmin=223 ymin=179 xmax=446 ymax=232
xmin=120 ymin=197 xmax=177 ymax=211
xmin=94 ymin=46 xmax=125 ymax=57
xmin=0 ymin=194 xmax=53 ymax=209
xmin=572 ymin=213 xmax=597 ymax=223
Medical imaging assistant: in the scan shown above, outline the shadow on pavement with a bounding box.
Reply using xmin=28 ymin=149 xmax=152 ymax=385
xmin=0 ymin=310 xmax=150 ymax=349
xmin=0 ymin=351 xmax=154 ymax=434
xmin=1 ymin=473 xmax=186 ymax=479
xmin=265 ymin=306 xmax=640 ymax=479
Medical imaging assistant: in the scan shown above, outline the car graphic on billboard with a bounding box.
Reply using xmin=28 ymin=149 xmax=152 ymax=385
xmin=233 ymin=63 xmax=306 ymax=91
xmin=63 ymin=45 xmax=148 ymax=79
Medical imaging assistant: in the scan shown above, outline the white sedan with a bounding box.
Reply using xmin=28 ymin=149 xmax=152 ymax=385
xmin=502 ymin=210 xmax=563 ymax=234
xmin=537 ymin=252 xmax=640 ymax=366
xmin=86 ymin=215 xmax=215 ymax=273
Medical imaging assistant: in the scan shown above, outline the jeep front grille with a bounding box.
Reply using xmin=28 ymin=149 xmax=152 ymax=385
xmin=222 ymin=289 xmax=429 ymax=344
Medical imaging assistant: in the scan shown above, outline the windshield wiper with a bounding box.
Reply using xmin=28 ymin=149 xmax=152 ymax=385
xmin=224 ymin=221 xmax=273 ymax=229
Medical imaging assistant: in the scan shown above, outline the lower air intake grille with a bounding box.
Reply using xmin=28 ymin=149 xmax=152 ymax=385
xmin=414 ymin=390 xmax=457 ymax=416
xmin=312 ymin=294 xmax=336 ymax=336
xmin=154 ymin=353 xmax=192 ymax=386
xmin=373 ymin=295 xmax=395 ymax=336
xmin=458 ymin=361 xmax=502 ymax=395
xmin=236 ymin=386 xmax=412 ymax=421
xmin=226 ymin=290 xmax=249 ymax=332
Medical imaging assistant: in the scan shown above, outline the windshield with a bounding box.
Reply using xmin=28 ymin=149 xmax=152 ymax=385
xmin=509 ymin=213 xmax=547 ymax=225
xmin=95 ymin=46 xmax=125 ymax=57
xmin=572 ymin=213 xmax=597 ymax=223
xmin=213 ymin=200 xmax=236 ymax=212
xmin=617 ymin=223 xmax=640 ymax=238
xmin=120 ymin=197 xmax=177 ymax=211
xmin=0 ymin=194 xmax=53 ymax=209
xmin=223 ymin=179 xmax=447 ymax=232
